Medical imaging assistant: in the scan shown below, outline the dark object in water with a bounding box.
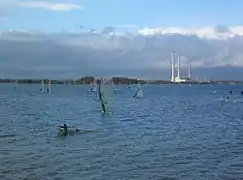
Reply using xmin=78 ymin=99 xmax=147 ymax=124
xmin=58 ymin=128 xmax=97 ymax=136
xmin=0 ymin=134 xmax=16 ymax=138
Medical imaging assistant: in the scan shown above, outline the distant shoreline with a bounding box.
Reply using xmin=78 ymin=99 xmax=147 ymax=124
xmin=0 ymin=77 xmax=243 ymax=85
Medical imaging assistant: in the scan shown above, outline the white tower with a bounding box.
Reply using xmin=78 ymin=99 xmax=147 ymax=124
xmin=171 ymin=51 xmax=175 ymax=82
xmin=177 ymin=51 xmax=180 ymax=80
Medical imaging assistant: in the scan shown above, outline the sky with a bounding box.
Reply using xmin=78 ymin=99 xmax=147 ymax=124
xmin=1 ymin=0 xmax=243 ymax=32
xmin=1 ymin=0 xmax=243 ymax=80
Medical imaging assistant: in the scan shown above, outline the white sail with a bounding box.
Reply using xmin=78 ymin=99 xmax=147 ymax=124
xmin=41 ymin=80 xmax=44 ymax=92
xmin=14 ymin=80 xmax=18 ymax=89
xmin=48 ymin=80 xmax=51 ymax=94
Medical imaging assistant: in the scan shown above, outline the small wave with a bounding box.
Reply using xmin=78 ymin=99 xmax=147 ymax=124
xmin=120 ymin=117 xmax=134 ymax=122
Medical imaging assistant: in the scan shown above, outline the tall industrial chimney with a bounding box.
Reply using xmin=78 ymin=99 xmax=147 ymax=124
xmin=177 ymin=51 xmax=180 ymax=80
xmin=171 ymin=50 xmax=175 ymax=82
xmin=188 ymin=64 xmax=191 ymax=79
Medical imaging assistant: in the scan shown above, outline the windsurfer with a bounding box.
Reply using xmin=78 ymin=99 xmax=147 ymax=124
xmin=59 ymin=124 xmax=68 ymax=136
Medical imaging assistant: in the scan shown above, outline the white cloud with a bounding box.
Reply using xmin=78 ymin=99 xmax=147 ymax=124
xmin=138 ymin=26 xmax=243 ymax=40
xmin=18 ymin=1 xmax=83 ymax=11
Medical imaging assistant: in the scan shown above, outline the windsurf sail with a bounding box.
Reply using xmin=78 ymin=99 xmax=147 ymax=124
xmin=111 ymin=80 xmax=117 ymax=92
xmin=47 ymin=79 xmax=51 ymax=94
xmin=40 ymin=79 xmax=44 ymax=92
xmin=137 ymin=80 xmax=140 ymax=88
xmin=14 ymin=80 xmax=18 ymax=89
xmin=90 ymin=81 xmax=96 ymax=92
xmin=97 ymin=79 xmax=102 ymax=100
xmin=97 ymin=79 xmax=107 ymax=113
xmin=133 ymin=79 xmax=143 ymax=98
xmin=134 ymin=89 xmax=143 ymax=98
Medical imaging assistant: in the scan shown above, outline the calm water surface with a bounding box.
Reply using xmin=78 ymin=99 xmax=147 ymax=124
xmin=0 ymin=84 xmax=243 ymax=180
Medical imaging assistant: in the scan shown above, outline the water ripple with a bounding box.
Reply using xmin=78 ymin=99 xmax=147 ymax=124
xmin=0 ymin=84 xmax=243 ymax=179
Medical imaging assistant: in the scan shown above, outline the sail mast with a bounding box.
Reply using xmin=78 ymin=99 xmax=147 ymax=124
xmin=41 ymin=80 xmax=44 ymax=92
xmin=48 ymin=80 xmax=51 ymax=94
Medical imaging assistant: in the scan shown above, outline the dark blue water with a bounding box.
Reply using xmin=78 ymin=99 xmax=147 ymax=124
xmin=0 ymin=83 xmax=243 ymax=179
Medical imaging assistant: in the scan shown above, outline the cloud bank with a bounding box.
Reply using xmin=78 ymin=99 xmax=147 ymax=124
xmin=138 ymin=26 xmax=243 ymax=40
xmin=1 ymin=26 xmax=243 ymax=80
xmin=18 ymin=1 xmax=83 ymax=11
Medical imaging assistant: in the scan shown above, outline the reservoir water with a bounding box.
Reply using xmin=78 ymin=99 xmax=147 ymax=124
xmin=0 ymin=84 xmax=243 ymax=179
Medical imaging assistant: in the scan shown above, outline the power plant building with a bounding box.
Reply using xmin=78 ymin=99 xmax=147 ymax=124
xmin=170 ymin=51 xmax=190 ymax=83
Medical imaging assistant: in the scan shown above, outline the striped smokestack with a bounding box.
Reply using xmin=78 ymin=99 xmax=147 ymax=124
xmin=189 ymin=64 xmax=191 ymax=79
xmin=171 ymin=50 xmax=175 ymax=82
xmin=177 ymin=51 xmax=180 ymax=80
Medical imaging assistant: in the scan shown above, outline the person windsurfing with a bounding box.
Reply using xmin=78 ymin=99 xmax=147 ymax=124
xmin=59 ymin=124 xmax=68 ymax=136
